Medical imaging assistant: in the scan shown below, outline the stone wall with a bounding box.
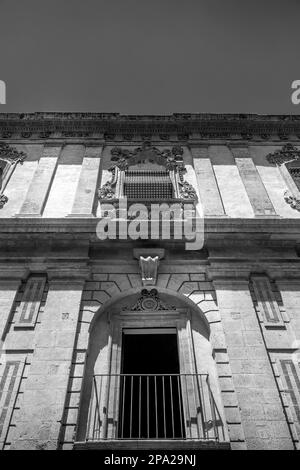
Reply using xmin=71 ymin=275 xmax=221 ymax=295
xmin=1 ymin=140 xmax=300 ymax=220
xmin=1 ymin=257 xmax=298 ymax=449
xmin=1 ymin=114 xmax=300 ymax=450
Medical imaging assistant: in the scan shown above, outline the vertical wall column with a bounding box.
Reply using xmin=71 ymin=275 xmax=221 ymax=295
xmin=213 ymin=278 xmax=293 ymax=449
xmin=69 ymin=144 xmax=103 ymax=217
xmin=17 ymin=143 xmax=61 ymax=217
xmin=189 ymin=145 xmax=225 ymax=216
xmin=230 ymin=145 xmax=276 ymax=216
xmin=10 ymin=269 xmax=88 ymax=450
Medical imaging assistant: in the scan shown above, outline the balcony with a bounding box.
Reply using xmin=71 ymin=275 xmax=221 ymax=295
xmin=75 ymin=374 xmax=230 ymax=450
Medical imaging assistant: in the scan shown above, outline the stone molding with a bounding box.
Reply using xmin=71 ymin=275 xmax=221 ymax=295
xmin=47 ymin=265 xmax=91 ymax=282
xmin=1 ymin=113 xmax=300 ymax=141
xmin=133 ymin=248 xmax=165 ymax=260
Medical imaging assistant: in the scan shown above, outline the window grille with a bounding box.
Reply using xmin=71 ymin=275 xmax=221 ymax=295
xmin=124 ymin=170 xmax=174 ymax=200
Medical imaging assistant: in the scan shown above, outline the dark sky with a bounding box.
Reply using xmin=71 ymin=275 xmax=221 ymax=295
xmin=0 ymin=0 xmax=299 ymax=114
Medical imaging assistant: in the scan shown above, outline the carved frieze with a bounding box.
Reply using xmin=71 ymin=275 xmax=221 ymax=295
xmin=1 ymin=112 xmax=300 ymax=141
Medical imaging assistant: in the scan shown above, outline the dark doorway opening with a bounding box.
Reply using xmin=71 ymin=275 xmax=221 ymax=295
xmin=118 ymin=330 xmax=185 ymax=439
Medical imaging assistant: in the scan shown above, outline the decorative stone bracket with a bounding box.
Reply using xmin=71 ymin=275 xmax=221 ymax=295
xmin=139 ymin=255 xmax=159 ymax=286
xmin=134 ymin=248 xmax=164 ymax=287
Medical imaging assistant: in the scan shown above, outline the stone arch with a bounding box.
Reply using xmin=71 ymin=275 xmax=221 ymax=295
xmin=76 ymin=285 xmax=227 ymax=443
xmin=89 ymin=285 xmax=211 ymax=335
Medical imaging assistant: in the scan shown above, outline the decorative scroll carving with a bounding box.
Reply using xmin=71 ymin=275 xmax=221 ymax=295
xmin=139 ymin=256 xmax=159 ymax=286
xmin=178 ymin=180 xmax=197 ymax=200
xmin=110 ymin=141 xmax=184 ymax=171
xmin=0 ymin=143 xmax=27 ymax=209
xmin=177 ymin=164 xmax=197 ymax=200
xmin=0 ymin=194 xmax=8 ymax=208
xmin=266 ymin=143 xmax=300 ymax=165
xmin=284 ymin=190 xmax=300 ymax=211
xmin=97 ymin=167 xmax=118 ymax=199
xmin=0 ymin=143 xmax=26 ymax=165
xmin=123 ymin=289 xmax=176 ymax=312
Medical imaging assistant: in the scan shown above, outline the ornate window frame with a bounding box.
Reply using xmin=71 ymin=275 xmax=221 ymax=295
xmin=98 ymin=141 xmax=197 ymax=207
xmin=266 ymin=143 xmax=300 ymax=211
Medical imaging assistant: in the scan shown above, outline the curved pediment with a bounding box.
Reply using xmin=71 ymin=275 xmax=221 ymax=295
xmin=110 ymin=141 xmax=184 ymax=171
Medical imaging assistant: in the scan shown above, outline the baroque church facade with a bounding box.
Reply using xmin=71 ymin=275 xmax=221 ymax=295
xmin=0 ymin=112 xmax=300 ymax=451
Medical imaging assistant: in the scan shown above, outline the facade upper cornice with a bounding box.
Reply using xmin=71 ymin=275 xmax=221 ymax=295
xmin=0 ymin=113 xmax=300 ymax=141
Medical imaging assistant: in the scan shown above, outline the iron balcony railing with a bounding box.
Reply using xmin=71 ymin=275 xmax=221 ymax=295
xmin=86 ymin=374 xmax=225 ymax=442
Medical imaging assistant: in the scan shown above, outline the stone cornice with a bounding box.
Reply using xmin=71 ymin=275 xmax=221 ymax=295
xmin=0 ymin=113 xmax=300 ymax=141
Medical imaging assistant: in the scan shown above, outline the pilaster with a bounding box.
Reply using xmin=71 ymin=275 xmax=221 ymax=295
xmin=69 ymin=144 xmax=103 ymax=217
xmin=17 ymin=143 xmax=62 ymax=217
xmin=230 ymin=144 xmax=277 ymax=216
xmin=189 ymin=145 xmax=225 ymax=216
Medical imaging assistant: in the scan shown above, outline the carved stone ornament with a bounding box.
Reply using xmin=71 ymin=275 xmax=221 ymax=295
xmin=284 ymin=190 xmax=300 ymax=211
xmin=110 ymin=141 xmax=184 ymax=171
xmin=0 ymin=194 xmax=8 ymax=208
xmin=122 ymin=289 xmax=176 ymax=312
xmin=0 ymin=143 xmax=27 ymax=165
xmin=139 ymin=255 xmax=159 ymax=286
xmin=266 ymin=143 xmax=300 ymax=165
xmin=97 ymin=167 xmax=118 ymax=199
xmin=177 ymin=167 xmax=197 ymax=200
xmin=98 ymin=141 xmax=197 ymax=202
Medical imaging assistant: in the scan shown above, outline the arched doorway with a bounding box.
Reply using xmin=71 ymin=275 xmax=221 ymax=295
xmin=76 ymin=288 xmax=228 ymax=448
